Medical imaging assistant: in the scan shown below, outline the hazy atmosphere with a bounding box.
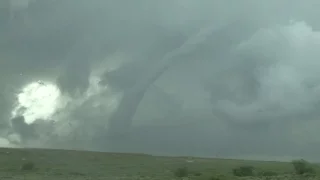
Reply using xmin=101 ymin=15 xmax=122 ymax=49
xmin=1 ymin=0 xmax=320 ymax=161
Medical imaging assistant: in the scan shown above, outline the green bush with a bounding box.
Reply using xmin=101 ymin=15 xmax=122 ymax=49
xmin=208 ymin=176 xmax=222 ymax=180
xmin=232 ymin=165 xmax=254 ymax=177
xmin=193 ymin=172 xmax=202 ymax=176
xmin=174 ymin=167 xmax=189 ymax=178
xmin=20 ymin=161 xmax=35 ymax=171
xmin=292 ymin=159 xmax=315 ymax=175
xmin=257 ymin=170 xmax=278 ymax=177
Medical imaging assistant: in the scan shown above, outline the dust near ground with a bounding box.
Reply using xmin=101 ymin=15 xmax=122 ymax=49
xmin=0 ymin=147 xmax=318 ymax=180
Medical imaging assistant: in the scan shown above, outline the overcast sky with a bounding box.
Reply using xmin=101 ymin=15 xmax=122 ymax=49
xmin=1 ymin=0 xmax=320 ymax=161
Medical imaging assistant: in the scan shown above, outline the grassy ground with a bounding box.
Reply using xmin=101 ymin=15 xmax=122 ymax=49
xmin=0 ymin=147 xmax=318 ymax=180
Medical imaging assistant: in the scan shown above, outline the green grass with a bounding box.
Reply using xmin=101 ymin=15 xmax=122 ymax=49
xmin=0 ymin=147 xmax=318 ymax=180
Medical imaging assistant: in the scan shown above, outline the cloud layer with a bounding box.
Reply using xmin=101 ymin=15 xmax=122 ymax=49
xmin=2 ymin=0 xmax=320 ymax=161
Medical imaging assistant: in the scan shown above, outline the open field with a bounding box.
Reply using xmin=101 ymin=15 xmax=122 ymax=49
xmin=0 ymin=148 xmax=319 ymax=180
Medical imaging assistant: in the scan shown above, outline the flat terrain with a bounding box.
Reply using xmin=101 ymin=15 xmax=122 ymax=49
xmin=0 ymin=148 xmax=318 ymax=180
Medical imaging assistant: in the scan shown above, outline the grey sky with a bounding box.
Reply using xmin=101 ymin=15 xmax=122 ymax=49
xmin=1 ymin=0 xmax=320 ymax=161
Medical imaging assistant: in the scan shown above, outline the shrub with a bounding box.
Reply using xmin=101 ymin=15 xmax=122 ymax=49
xmin=208 ymin=174 xmax=228 ymax=180
xmin=257 ymin=170 xmax=278 ymax=177
xmin=232 ymin=165 xmax=254 ymax=177
xmin=174 ymin=167 xmax=189 ymax=178
xmin=193 ymin=172 xmax=202 ymax=176
xmin=20 ymin=161 xmax=35 ymax=171
xmin=292 ymin=159 xmax=315 ymax=175
xmin=208 ymin=176 xmax=222 ymax=180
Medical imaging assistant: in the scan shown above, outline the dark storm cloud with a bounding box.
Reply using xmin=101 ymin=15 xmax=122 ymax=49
xmin=2 ymin=0 xmax=320 ymax=161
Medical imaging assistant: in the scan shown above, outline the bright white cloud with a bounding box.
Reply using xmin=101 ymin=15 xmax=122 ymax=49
xmin=12 ymin=81 xmax=62 ymax=124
